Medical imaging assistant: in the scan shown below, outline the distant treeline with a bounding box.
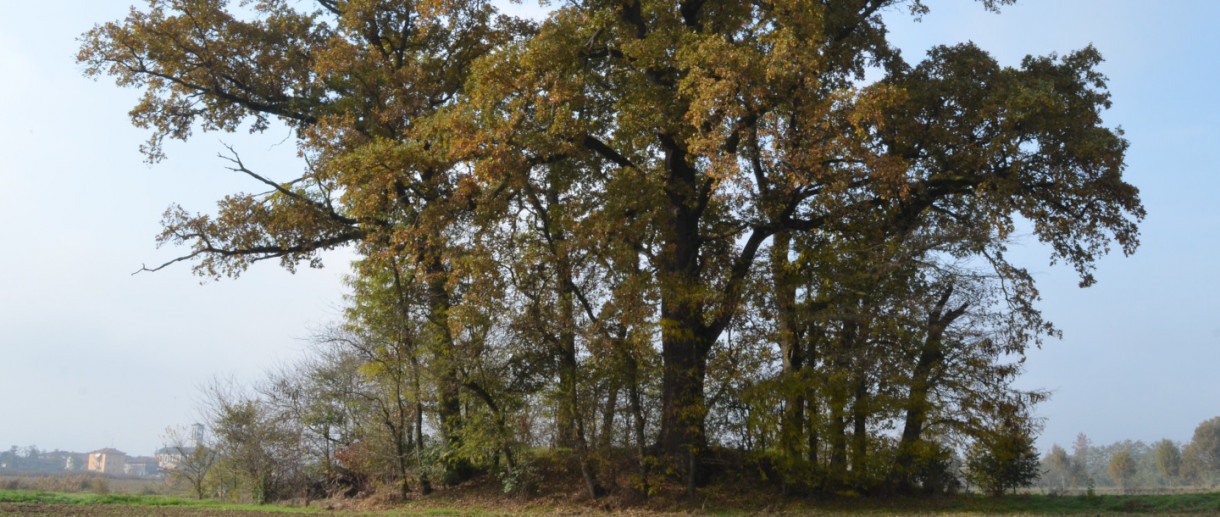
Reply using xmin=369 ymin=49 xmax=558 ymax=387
xmin=0 ymin=447 xmax=78 ymax=474
xmin=1036 ymin=418 xmax=1220 ymax=493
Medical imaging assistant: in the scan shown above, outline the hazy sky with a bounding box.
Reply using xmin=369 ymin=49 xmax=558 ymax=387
xmin=1 ymin=0 xmax=1216 ymax=456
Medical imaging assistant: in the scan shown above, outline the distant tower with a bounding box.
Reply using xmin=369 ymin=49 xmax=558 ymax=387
xmin=190 ymin=423 xmax=205 ymax=447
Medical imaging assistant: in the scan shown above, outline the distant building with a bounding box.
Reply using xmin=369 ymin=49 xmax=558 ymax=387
xmin=191 ymin=423 xmax=204 ymax=446
xmin=124 ymin=456 xmax=158 ymax=477
xmin=64 ymin=452 xmax=89 ymax=471
xmin=158 ymin=423 xmax=208 ymax=471
xmin=87 ymin=448 xmax=126 ymax=475
xmin=155 ymin=446 xmax=194 ymax=471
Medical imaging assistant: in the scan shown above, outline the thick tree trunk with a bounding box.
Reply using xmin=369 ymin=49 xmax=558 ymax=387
xmin=554 ymin=242 xmax=581 ymax=450
xmin=555 ymin=304 xmax=580 ymax=449
xmin=892 ymin=339 xmax=943 ymax=492
xmin=658 ymin=323 xmax=710 ymax=497
xmin=891 ymin=286 xmax=965 ymax=492
xmin=655 ymin=134 xmax=714 ymax=496
xmin=892 ymin=372 xmax=931 ymax=492
xmin=426 ymin=261 xmax=470 ymax=485
xmin=657 ymin=328 xmax=710 ymax=453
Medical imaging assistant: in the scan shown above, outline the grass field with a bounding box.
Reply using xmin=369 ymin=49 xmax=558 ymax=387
xmin=3 ymin=489 xmax=1220 ymax=516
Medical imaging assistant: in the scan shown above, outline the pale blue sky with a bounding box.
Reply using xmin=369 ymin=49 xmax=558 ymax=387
xmin=0 ymin=1 xmax=1215 ymax=456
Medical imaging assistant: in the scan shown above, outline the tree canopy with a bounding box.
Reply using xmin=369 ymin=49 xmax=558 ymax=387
xmin=80 ymin=0 xmax=1143 ymax=498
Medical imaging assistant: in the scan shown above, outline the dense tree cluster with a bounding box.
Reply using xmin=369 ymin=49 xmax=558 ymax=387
xmin=81 ymin=0 xmax=1143 ymax=501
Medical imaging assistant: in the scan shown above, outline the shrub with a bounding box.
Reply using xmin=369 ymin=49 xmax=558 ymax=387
xmin=964 ymin=418 xmax=1040 ymax=496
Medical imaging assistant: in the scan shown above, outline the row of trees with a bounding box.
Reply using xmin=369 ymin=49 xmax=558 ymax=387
xmin=1039 ymin=419 xmax=1220 ymax=493
xmin=84 ymin=0 xmax=1143 ymax=502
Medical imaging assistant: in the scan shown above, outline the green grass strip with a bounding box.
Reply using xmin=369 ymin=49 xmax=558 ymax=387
xmin=873 ymin=492 xmax=1220 ymax=515
xmin=0 ymin=490 xmax=333 ymax=513
xmin=5 ymin=489 xmax=1220 ymax=515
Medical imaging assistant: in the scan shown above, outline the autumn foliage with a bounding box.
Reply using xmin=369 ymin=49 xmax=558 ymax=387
xmin=80 ymin=0 xmax=1142 ymax=502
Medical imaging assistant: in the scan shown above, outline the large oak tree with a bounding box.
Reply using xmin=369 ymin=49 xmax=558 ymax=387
xmin=81 ymin=0 xmax=1143 ymax=491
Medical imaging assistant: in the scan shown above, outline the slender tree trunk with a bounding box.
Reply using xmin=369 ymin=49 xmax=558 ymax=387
xmin=807 ymin=329 xmax=821 ymax=470
xmin=827 ymin=404 xmax=848 ymax=489
xmin=393 ymin=420 xmax=411 ymax=498
xmin=826 ymin=321 xmax=858 ymax=490
xmin=601 ymin=380 xmax=619 ymax=451
xmin=772 ymin=231 xmax=805 ymax=466
xmin=388 ymin=260 xmax=429 ymax=495
xmin=411 ymin=357 xmax=432 ymax=495
xmin=626 ymin=350 xmax=650 ymax=497
xmin=461 ymin=381 xmax=518 ymax=477
xmin=393 ymin=349 xmax=411 ymax=499
xmin=560 ymin=323 xmax=603 ymax=499
xmin=850 ymin=376 xmax=869 ymax=485
xmin=807 ymin=400 xmax=820 ymax=466
xmin=540 ymin=179 xmax=604 ymax=500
